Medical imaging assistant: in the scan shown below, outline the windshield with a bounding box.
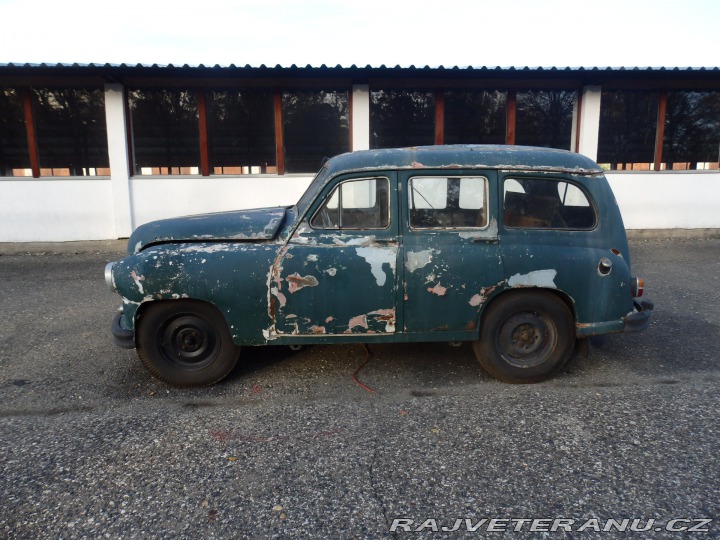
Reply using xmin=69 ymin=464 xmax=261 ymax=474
xmin=294 ymin=162 xmax=332 ymax=217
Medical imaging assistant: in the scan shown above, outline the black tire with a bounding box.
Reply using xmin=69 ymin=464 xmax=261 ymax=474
xmin=136 ymin=300 xmax=240 ymax=387
xmin=472 ymin=291 xmax=575 ymax=383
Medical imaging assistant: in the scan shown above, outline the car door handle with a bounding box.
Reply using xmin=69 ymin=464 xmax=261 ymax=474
xmin=371 ymin=238 xmax=397 ymax=245
xmin=471 ymin=237 xmax=499 ymax=243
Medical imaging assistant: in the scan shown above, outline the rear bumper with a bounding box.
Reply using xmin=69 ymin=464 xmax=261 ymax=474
xmin=623 ymin=298 xmax=654 ymax=333
xmin=111 ymin=309 xmax=136 ymax=349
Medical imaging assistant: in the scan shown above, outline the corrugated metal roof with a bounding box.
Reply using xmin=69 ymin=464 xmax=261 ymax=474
xmin=1 ymin=62 xmax=719 ymax=72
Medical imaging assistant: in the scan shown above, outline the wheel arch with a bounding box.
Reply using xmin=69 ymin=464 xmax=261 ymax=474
xmin=477 ymin=287 xmax=577 ymax=336
xmin=135 ymin=298 xmax=234 ymax=336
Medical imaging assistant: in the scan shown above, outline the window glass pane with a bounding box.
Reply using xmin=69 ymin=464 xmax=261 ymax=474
xmin=282 ymin=90 xmax=349 ymax=174
xmin=597 ymin=91 xmax=659 ymax=171
xmin=311 ymin=177 xmax=388 ymax=229
xmin=32 ymin=88 xmax=109 ymax=177
xmin=503 ymin=178 xmax=595 ymax=229
xmin=662 ymin=91 xmax=720 ymax=170
xmin=459 ymin=177 xmax=485 ymax=209
xmin=129 ymin=89 xmax=200 ymax=175
xmin=444 ymin=90 xmax=506 ymax=144
xmin=0 ymin=88 xmax=30 ymax=176
xmin=207 ymin=89 xmax=276 ymax=174
xmin=370 ymin=90 xmax=435 ymax=149
xmin=410 ymin=177 xmax=447 ymax=209
xmin=409 ymin=176 xmax=487 ymax=228
xmin=516 ymin=90 xmax=575 ymax=150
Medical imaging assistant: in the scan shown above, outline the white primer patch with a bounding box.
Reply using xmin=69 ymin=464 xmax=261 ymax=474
xmin=355 ymin=247 xmax=396 ymax=286
xmin=508 ymin=269 xmax=558 ymax=288
xmin=405 ymin=249 xmax=434 ymax=273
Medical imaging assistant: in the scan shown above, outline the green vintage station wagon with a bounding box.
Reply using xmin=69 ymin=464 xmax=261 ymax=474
xmin=106 ymin=145 xmax=652 ymax=386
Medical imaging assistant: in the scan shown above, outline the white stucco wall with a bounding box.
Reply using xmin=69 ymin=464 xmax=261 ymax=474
xmin=0 ymin=179 xmax=115 ymax=242
xmin=129 ymin=175 xmax=313 ymax=228
xmin=607 ymin=171 xmax=720 ymax=230
xmin=2 ymin=171 xmax=719 ymax=242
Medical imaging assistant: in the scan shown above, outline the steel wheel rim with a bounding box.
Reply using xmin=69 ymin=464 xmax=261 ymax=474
xmin=497 ymin=311 xmax=556 ymax=368
xmin=159 ymin=315 xmax=218 ymax=370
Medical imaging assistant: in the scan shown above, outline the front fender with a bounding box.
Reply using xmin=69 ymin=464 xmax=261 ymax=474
xmin=110 ymin=242 xmax=280 ymax=345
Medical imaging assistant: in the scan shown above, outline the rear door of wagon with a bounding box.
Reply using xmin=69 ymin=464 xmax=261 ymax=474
xmin=400 ymin=170 xmax=505 ymax=336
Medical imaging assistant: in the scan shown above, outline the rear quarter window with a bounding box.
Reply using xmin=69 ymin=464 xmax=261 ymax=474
xmin=503 ymin=177 xmax=596 ymax=229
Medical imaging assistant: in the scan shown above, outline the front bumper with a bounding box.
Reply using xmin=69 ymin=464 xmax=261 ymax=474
xmin=111 ymin=309 xmax=136 ymax=349
xmin=623 ymin=298 xmax=654 ymax=333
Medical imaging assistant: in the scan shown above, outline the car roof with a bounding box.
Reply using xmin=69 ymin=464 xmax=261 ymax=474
xmin=324 ymin=145 xmax=604 ymax=176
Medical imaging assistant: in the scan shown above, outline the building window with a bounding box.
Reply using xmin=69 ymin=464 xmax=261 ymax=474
xmin=662 ymin=91 xmax=720 ymax=170
xmin=597 ymin=91 xmax=659 ymax=170
xmin=444 ymin=90 xmax=506 ymax=145
xmin=128 ymin=89 xmax=200 ymax=175
xmin=206 ymin=89 xmax=276 ymax=175
xmin=516 ymin=90 xmax=575 ymax=150
xmin=0 ymin=88 xmax=30 ymax=177
xmin=370 ymin=90 xmax=435 ymax=149
xmin=32 ymin=88 xmax=110 ymax=176
xmin=282 ymin=90 xmax=349 ymax=174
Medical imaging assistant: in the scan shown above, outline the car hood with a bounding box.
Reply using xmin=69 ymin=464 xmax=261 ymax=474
xmin=128 ymin=207 xmax=288 ymax=254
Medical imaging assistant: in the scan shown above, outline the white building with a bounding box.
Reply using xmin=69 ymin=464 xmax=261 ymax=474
xmin=1 ymin=63 xmax=719 ymax=242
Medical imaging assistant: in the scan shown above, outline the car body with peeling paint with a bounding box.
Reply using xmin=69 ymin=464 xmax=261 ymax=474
xmin=106 ymin=145 xmax=652 ymax=386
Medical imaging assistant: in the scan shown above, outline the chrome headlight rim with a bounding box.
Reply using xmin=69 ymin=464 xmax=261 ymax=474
xmin=105 ymin=262 xmax=115 ymax=291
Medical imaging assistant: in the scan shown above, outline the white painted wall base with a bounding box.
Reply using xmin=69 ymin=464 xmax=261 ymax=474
xmin=0 ymin=179 xmax=115 ymax=242
xmin=607 ymin=172 xmax=720 ymax=230
xmin=2 ymin=171 xmax=718 ymax=242
xmin=130 ymin=175 xmax=314 ymax=228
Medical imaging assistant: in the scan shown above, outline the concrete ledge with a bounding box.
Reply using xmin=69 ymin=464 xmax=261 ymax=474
xmin=0 ymin=239 xmax=127 ymax=255
xmin=626 ymin=228 xmax=720 ymax=241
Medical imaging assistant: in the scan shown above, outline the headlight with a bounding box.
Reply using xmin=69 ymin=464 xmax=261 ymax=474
xmin=105 ymin=262 xmax=115 ymax=291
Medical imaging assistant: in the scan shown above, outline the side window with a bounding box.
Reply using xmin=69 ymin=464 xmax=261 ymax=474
xmin=310 ymin=177 xmax=389 ymax=229
xmin=409 ymin=176 xmax=488 ymax=228
xmin=503 ymin=178 xmax=596 ymax=229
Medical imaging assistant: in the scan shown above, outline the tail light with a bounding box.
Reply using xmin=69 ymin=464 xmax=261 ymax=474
xmin=631 ymin=277 xmax=645 ymax=297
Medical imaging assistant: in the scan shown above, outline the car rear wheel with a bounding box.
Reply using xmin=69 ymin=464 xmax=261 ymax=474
xmin=473 ymin=291 xmax=575 ymax=383
xmin=136 ymin=300 xmax=240 ymax=387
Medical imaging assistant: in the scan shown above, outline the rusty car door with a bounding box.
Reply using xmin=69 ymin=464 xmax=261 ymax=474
xmin=268 ymin=173 xmax=400 ymax=337
xmin=400 ymin=171 xmax=505 ymax=336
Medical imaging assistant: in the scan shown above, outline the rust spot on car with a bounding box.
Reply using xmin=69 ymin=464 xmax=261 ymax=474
xmin=577 ymin=323 xmax=592 ymax=329
xmin=369 ymin=308 xmax=396 ymax=332
xmin=466 ymin=321 xmax=476 ymax=331
xmin=469 ymin=284 xmax=500 ymax=308
xmin=309 ymin=325 xmax=326 ymax=334
xmin=286 ymin=273 xmax=319 ymax=293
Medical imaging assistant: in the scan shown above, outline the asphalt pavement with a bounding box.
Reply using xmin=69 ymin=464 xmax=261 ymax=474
xmin=1 ymin=238 xmax=718 ymax=539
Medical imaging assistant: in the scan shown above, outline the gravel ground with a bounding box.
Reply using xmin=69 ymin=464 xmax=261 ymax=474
xmin=0 ymin=238 xmax=718 ymax=539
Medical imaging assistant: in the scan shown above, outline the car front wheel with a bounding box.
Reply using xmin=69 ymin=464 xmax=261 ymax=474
xmin=473 ymin=291 xmax=575 ymax=383
xmin=136 ymin=300 xmax=240 ymax=387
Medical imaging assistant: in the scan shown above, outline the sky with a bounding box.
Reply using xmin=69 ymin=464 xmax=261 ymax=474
xmin=1 ymin=0 xmax=719 ymax=68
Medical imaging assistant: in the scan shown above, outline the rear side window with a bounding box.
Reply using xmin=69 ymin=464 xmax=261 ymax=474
xmin=503 ymin=178 xmax=596 ymax=229
xmin=409 ymin=176 xmax=488 ymax=228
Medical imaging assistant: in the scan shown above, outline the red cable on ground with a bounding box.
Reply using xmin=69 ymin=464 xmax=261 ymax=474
xmin=352 ymin=344 xmax=378 ymax=394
